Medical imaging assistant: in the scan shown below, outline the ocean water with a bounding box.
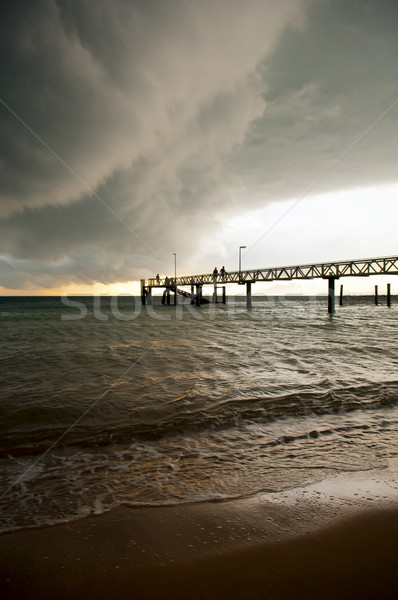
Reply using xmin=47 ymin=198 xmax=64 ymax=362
xmin=0 ymin=294 xmax=397 ymax=533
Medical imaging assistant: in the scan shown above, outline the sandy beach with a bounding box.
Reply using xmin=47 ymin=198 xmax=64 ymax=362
xmin=2 ymin=471 xmax=398 ymax=600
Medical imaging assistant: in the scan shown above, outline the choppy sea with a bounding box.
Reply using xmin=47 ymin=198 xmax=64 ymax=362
xmin=0 ymin=294 xmax=397 ymax=533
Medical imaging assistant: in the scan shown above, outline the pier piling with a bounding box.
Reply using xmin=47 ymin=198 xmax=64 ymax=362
xmin=140 ymin=279 xmax=146 ymax=305
xmin=339 ymin=284 xmax=343 ymax=306
xmin=246 ymin=282 xmax=252 ymax=309
xmin=195 ymin=284 xmax=201 ymax=307
xmin=328 ymin=277 xmax=336 ymax=314
xmin=375 ymin=285 xmax=378 ymax=305
xmin=387 ymin=283 xmax=391 ymax=307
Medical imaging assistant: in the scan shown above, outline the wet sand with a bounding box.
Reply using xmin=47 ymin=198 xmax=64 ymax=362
xmin=1 ymin=483 xmax=398 ymax=600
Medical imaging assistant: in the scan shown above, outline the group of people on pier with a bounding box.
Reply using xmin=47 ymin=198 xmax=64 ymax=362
xmin=213 ymin=266 xmax=227 ymax=281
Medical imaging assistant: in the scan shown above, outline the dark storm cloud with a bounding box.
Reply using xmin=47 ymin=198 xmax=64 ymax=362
xmin=0 ymin=0 xmax=397 ymax=289
xmin=0 ymin=0 xmax=310 ymax=287
xmin=0 ymin=0 xmax=303 ymax=218
xmin=235 ymin=0 xmax=398 ymax=203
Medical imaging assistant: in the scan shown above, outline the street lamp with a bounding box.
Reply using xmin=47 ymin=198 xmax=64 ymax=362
xmin=239 ymin=246 xmax=246 ymax=283
xmin=173 ymin=253 xmax=177 ymax=305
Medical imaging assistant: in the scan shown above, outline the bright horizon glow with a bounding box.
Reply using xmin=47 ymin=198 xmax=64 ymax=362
xmin=0 ymin=277 xmax=396 ymax=298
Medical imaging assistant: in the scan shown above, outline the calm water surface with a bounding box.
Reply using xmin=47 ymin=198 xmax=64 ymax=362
xmin=0 ymin=295 xmax=397 ymax=532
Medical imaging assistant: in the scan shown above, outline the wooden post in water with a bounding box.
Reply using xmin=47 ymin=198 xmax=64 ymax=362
xmin=146 ymin=287 xmax=152 ymax=306
xmin=387 ymin=283 xmax=391 ymax=307
xmin=195 ymin=284 xmax=201 ymax=307
xmin=140 ymin=279 xmax=146 ymax=305
xmin=246 ymin=281 xmax=252 ymax=309
xmin=191 ymin=284 xmax=195 ymax=305
xmin=166 ymin=288 xmax=170 ymax=305
xmin=339 ymin=284 xmax=343 ymax=306
xmin=328 ymin=277 xmax=336 ymax=314
xmin=375 ymin=285 xmax=378 ymax=305
xmin=222 ymin=286 xmax=226 ymax=304
xmin=213 ymin=281 xmax=217 ymax=303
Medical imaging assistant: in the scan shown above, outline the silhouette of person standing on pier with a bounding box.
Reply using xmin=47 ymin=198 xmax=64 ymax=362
xmin=213 ymin=267 xmax=218 ymax=282
xmin=220 ymin=266 xmax=226 ymax=280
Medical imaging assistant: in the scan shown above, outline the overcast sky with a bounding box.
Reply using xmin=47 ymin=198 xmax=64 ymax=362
xmin=1 ymin=0 xmax=398 ymax=294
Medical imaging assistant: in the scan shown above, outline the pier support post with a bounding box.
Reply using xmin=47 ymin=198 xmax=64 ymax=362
xmin=195 ymin=284 xmax=202 ymax=307
xmin=147 ymin=287 xmax=152 ymax=306
xmin=375 ymin=285 xmax=378 ymax=306
xmin=222 ymin=286 xmax=226 ymax=304
xmin=166 ymin=288 xmax=170 ymax=305
xmin=213 ymin=282 xmax=217 ymax=303
xmin=140 ymin=279 xmax=146 ymax=305
xmin=339 ymin=284 xmax=343 ymax=306
xmin=191 ymin=284 xmax=195 ymax=305
xmin=174 ymin=286 xmax=177 ymax=306
xmin=246 ymin=282 xmax=252 ymax=309
xmin=328 ymin=277 xmax=336 ymax=314
xmin=387 ymin=283 xmax=391 ymax=307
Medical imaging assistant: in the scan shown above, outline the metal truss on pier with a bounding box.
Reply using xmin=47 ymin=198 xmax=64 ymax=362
xmin=148 ymin=255 xmax=398 ymax=288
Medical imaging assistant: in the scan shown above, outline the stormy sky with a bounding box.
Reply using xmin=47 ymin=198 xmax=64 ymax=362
xmin=1 ymin=0 xmax=398 ymax=293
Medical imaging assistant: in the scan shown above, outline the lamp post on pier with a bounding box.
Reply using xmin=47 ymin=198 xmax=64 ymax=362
xmin=239 ymin=245 xmax=246 ymax=283
xmin=173 ymin=252 xmax=177 ymax=305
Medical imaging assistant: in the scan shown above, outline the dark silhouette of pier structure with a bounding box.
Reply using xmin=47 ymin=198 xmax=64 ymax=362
xmin=141 ymin=255 xmax=398 ymax=313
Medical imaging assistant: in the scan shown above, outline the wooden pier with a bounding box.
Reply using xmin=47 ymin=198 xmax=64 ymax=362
xmin=143 ymin=255 xmax=398 ymax=313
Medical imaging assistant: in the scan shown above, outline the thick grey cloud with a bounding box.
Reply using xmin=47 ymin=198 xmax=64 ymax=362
xmin=0 ymin=0 xmax=397 ymax=289
xmin=236 ymin=0 xmax=398 ymax=204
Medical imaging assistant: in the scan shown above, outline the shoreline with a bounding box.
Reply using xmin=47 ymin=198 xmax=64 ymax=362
xmin=2 ymin=464 xmax=397 ymax=538
xmin=1 ymin=469 xmax=398 ymax=599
